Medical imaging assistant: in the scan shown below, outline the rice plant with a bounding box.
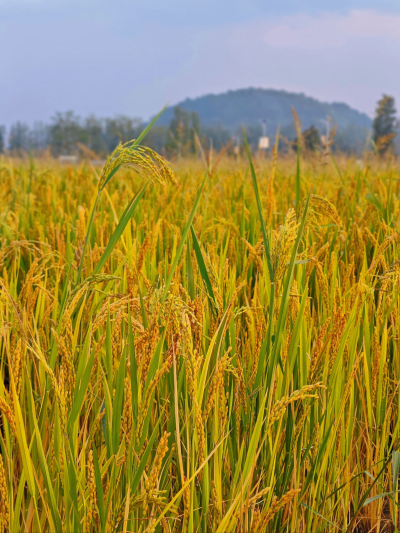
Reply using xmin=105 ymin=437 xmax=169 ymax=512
xmin=0 ymin=139 xmax=400 ymax=532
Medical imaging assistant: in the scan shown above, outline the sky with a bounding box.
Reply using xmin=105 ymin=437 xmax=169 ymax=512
xmin=1 ymin=0 xmax=399 ymax=127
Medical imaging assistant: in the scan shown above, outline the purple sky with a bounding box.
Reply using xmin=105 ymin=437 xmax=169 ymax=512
xmin=1 ymin=1 xmax=400 ymax=127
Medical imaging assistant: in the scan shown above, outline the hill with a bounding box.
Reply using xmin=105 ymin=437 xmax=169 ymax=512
xmin=155 ymin=88 xmax=372 ymax=136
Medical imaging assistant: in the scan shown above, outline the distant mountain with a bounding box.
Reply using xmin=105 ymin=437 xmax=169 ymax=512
xmin=155 ymin=88 xmax=372 ymax=136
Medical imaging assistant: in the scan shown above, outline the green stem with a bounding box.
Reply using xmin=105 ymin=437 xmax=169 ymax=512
xmin=75 ymin=192 xmax=100 ymax=286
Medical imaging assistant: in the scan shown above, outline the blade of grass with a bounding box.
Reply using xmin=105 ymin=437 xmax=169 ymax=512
xmin=243 ymin=128 xmax=276 ymax=372
xmin=296 ymin=141 xmax=301 ymax=208
xmin=26 ymin=380 xmax=62 ymax=533
xmin=161 ymin=171 xmax=208 ymax=303
xmin=190 ymin=225 xmax=217 ymax=310
xmin=393 ymin=451 xmax=400 ymax=527
xmin=93 ymin=183 xmax=148 ymax=276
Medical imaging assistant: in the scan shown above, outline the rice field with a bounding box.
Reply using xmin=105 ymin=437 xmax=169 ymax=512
xmin=0 ymin=134 xmax=400 ymax=532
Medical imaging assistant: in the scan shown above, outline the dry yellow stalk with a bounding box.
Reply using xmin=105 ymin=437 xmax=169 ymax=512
xmin=58 ymin=367 xmax=68 ymax=434
xmin=145 ymin=431 xmax=170 ymax=495
xmin=12 ymin=338 xmax=23 ymax=395
xmin=218 ymin=388 xmax=229 ymax=435
xmin=18 ymin=258 xmax=39 ymax=306
xmin=292 ymin=405 xmax=311 ymax=451
xmin=233 ymin=357 xmax=247 ymax=415
xmin=86 ymin=450 xmax=97 ymax=525
xmin=260 ymin=488 xmax=301 ymax=527
xmin=310 ymin=317 xmax=331 ymax=380
xmin=271 ymin=208 xmax=298 ymax=283
xmin=181 ymin=310 xmax=202 ymax=400
xmin=243 ymin=238 xmax=264 ymax=278
xmin=0 ymin=397 xmax=16 ymax=436
xmin=112 ymin=309 xmax=123 ymax=372
xmin=211 ymin=480 xmax=221 ymax=529
xmin=39 ymin=297 xmax=55 ymax=350
xmin=328 ymin=308 xmax=348 ymax=376
xmin=77 ymin=205 xmax=86 ymax=243
xmin=136 ymin=322 xmax=160 ymax=385
xmin=27 ymin=286 xmax=39 ymax=322
xmin=195 ymin=401 xmax=205 ymax=469
xmin=0 ymin=455 xmax=9 ymax=531
xmin=328 ymin=250 xmax=336 ymax=281
xmin=311 ymin=422 xmax=320 ymax=462
xmin=251 ymin=506 xmax=262 ymax=533
xmin=181 ymin=476 xmax=191 ymax=533
xmin=312 ymin=259 xmax=329 ymax=310
xmin=367 ymin=234 xmax=397 ymax=275
xmin=52 ymin=328 xmax=76 ymax=408
xmin=269 ymin=383 xmax=326 ymax=427
xmin=121 ymin=376 xmax=132 ymax=459
xmin=203 ymin=348 xmax=232 ymax=422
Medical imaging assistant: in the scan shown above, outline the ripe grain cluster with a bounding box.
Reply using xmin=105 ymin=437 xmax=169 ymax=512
xmin=0 ymin=142 xmax=399 ymax=532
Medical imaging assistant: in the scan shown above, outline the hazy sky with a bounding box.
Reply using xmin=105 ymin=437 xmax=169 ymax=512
xmin=1 ymin=0 xmax=399 ymax=126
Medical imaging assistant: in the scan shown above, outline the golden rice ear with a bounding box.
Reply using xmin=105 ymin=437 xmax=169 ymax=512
xmin=259 ymin=488 xmax=301 ymax=528
xmin=271 ymin=207 xmax=299 ymax=283
xmin=99 ymin=141 xmax=175 ymax=191
xmin=0 ymin=454 xmax=10 ymax=526
xmin=298 ymin=194 xmax=342 ymax=228
xmin=86 ymin=450 xmax=97 ymax=525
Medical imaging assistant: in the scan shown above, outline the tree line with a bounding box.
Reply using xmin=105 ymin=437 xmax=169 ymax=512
xmin=0 ymin=95 xmax=397 ymax=157
xmin=0 ymin=108 xmax=232 ymax=158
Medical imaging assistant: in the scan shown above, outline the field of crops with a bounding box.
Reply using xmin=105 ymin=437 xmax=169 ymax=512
xmin=0 ymin=136 xmax=400 ymax=532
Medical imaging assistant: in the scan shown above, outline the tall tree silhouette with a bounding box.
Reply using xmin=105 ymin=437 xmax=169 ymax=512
xmin=372 ymin=95 xmax=397 ymax=155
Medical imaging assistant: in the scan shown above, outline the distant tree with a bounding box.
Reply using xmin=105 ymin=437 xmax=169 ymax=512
xmin=165 ymin=107 xmax=200 ymax=157
xmin=30 ymin=122 xmax=49 ymax=151
xmin=372 ymin=95 xmax=397 ymax=155
xmin=203 ymin=125 xmax=232 ymax=151
xmin=190 ymin=111 xmax=201 ymax=152
xmin=292 ymin=125 xmax=321 ymax=153
xmin=9 ymin=122 xmax=31 ymax=153
xmin=104 ymin=116 xmax=141 ymax=152
xmin=84 ymin=116 xmax=107 ymax=156
xmin=303 ymin=125 xmax=321 ymax=152
xmin=0 ymin=126 xmax=5 ymax=153
xmin=48 ymin=112 xmax=85 ymax=156
xmin=334 ymin=124 xmax=370 ymax=154
xmin=166 ymin=107 xmax=189 ymax=157
xmin=139 ymin=125 xmax=168 ymax=153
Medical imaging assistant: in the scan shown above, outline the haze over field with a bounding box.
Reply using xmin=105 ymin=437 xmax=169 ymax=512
xmin=1 ymin=0 xmax=400 ymax=126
